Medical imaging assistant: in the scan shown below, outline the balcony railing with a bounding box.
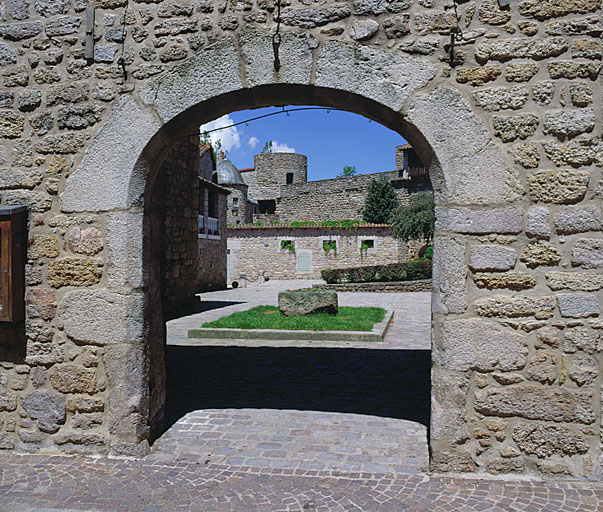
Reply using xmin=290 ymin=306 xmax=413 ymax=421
xmin=198 ymin=215 xmax=220 ymax=239
xmin=408 ymin=166 xmax=428 ymax=177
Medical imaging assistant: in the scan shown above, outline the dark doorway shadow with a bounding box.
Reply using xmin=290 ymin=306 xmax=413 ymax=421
xmin=156 ymin=346 xmax=431 ymax=442
xmin=164 ymin=300 xmax=245 ymax=322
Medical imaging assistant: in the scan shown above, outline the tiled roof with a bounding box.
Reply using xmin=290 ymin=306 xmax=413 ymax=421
xmin=199 ymin=177 xmax=231 ymax=194
xmin=227 ymin=223 xmax=391 ymax=230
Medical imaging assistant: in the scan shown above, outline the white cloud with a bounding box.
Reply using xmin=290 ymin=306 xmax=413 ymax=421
xmin=271 ymin=141 xmax=295 ymax=153
xmin=199 ymin=114 xmax=241 ymax=153
xmin=248 ymin=136 xmax=259 ymax=148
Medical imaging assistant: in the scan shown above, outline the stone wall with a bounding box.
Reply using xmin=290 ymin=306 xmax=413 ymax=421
xmin=156 ymin=135 xmax=201 ymax=313
xmin=249 ymin=152 xmax=308 ymax=200
xmin=227 ymin=226 xmax=409 ymax=280
xmin=275 ymin=171 xmax=424 ymax=223
xmin=226 ymin=184 xmax=253 ymax=225
xmin=198 ymin=190 xmax=228 ymax=292
xmin=0 ymin=0 xmax=600 ymax=479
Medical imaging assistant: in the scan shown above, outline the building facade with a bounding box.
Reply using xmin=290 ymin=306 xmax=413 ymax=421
xmin=228 ymin=224 xmax=421 ymax=281
xmin=225 ymin=145 xmax=430 ymax=281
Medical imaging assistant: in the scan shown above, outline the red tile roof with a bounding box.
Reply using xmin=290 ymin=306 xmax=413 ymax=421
xmin=227 ymin=223 xmax=391 ymax=230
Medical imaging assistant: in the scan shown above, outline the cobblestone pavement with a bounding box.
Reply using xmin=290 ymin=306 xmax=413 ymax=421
xmin=1 ymin=452 xmax=602 ymax=512
xmin=148 ymin=409 xmax=428 ymax=474
xmin=160 ymin=281 xmax=431 ymax=474
xmin=5 ymin=283 xmax=601 ymax=510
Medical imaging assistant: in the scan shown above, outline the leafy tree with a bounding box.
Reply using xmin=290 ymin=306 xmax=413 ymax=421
xmin=261 ymin=140 xmax=273 ymax=154
xmin=200 ymin=131 xmax=223 ymax=160
xmin=361 ymin=177 xmax=399 ymax=224
xmin=336 ymin=165 xmax=357 ymax=178
xmin=391 ymin=191 xmax=435 ymax=243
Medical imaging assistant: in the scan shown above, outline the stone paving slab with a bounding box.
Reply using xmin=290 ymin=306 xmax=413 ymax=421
xmin=148 ymin=409 xmax=428 ymax=474
xmin=1 ymin=453 xmax=602 ymax=512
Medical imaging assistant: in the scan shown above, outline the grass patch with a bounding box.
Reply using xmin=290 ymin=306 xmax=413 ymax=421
xmin=202 ymin=306 xmax=386 ymax=331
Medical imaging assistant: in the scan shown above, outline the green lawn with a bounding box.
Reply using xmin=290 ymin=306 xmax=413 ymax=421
xmin=202 ymin=306 xmax=386 ymax=331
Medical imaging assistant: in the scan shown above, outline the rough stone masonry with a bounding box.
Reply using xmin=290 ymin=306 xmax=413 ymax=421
xmin=0 ymin=0 xmax=601 ymax=481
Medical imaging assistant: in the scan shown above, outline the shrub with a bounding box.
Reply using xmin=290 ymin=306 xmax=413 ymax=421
xmin=391 ymin=191 xmax=434 ymax=243
xmin=406 ymin=260 xmax=432 ymax=280
xmin=321 ymin=261 xmax=431 ymax=284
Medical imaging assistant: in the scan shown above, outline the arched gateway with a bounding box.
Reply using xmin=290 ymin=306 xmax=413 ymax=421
xmin=1 ymin=3 xmax=601 ymax=480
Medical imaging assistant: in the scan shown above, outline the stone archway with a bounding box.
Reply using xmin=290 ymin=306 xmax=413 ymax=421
xmin=59 ymin=34 xmax=522 ymax=465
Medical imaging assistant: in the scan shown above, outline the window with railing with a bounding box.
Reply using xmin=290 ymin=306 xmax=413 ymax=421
xmin=198 ymin=214 xmax=220 ymax=239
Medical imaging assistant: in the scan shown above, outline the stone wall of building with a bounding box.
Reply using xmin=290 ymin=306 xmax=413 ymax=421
xmin=227 ymin=226 xmax=410 ymax=280
xmin=197 ymin=220 xmax=227 ymax=292
xmin=276 ymin=171 xmax=422 ymax=223
xmin=155 ymin=135 xmax=201 ymax=313
xmin=226 ymin=184 xmax=253 ymax=225
xmin=0 ymin=0 xmax=600 ymax=479
xmin=250 ymin=152 xmax=308 ymax=200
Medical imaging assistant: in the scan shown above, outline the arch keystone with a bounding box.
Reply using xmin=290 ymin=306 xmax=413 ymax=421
xmin=316 ymin=40 xmax=437 ymax=113
xmin=239 ymin=26 xmax=317 ymax=87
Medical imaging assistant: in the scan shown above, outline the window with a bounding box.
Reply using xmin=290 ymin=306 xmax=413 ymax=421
xmin=322 ymin=240 xmax=337 ymax=256
xmin=360 ymin=239 xmax=374 ymax=256
xmin=232 ymin=197 xmax=238 ymax=205
xmin=259 ymin=200 xmax=276 ymax=214
xmin=280 ymin=239 xmax=295 ymax=254
xmin=208 ymin=189 xmax=218 ymax=218
xmin=297 ymin=252 xmax=311 ymax=272
xmin=361 ymin=239 xmax=374 ymax=249
xmin=286 ymin=172 xmax=294 ymax=184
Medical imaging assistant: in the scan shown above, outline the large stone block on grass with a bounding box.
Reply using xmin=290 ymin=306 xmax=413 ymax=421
xmin=278 ymin=290 xmax=338 ymax=317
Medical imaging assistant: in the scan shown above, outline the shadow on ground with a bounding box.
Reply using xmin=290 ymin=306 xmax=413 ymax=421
xmin=164 ymin=300 xmax=245 ymax=321
xmin=159 ymin=346 xmax=431 ymax=440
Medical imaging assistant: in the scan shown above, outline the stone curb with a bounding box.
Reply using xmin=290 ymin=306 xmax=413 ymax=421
xmin=187 ymin=310 xmax=394 ymax=342
xmin=315 ymin=279 xmax=432 ymax=292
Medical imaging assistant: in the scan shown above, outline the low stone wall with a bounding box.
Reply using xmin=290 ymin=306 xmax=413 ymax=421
xmin=317 ymin=280 xmax=432 ymax=293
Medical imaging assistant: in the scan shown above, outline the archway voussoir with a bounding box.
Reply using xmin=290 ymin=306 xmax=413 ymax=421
xmin=139 ymin=37 xmax=244 ymax=124
xmin=315 ymin=40 xmax=437 ymax=114
xmin=404 ymin=86 xmax=524 ymax=206
xmin=239 ymin=26 xmax=316 ymax=88
xmin=61 ymin=96 xmax=163 ymax=213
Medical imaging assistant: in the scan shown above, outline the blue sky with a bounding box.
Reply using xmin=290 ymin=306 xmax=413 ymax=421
xmin=199 ymin=106 xmax=406 ymax=181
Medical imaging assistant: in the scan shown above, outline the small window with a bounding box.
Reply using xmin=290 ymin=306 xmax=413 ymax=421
xmin=232 ymin=197 xmax=238 ymax=205
xmin=323 ymin=240 xmax=337 ymax=256
xmin=360 ymin=239 xmax=374 ymax=255
xmin=280 ymin=239 xmax=295 ymax=254
xmin=259 ymin=200 xmax=276 ymax=214
xmin=286 ymin=172 xmax=294 ymax=184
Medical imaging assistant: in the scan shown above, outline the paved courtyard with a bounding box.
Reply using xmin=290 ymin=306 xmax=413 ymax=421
xmin=2 ymin=281 xmax=603 ymax=510
xmin=158 ymin=280 xmax=431 ymax=474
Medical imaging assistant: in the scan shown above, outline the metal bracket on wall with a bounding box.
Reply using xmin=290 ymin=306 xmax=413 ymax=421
xmin=85 ymin=7 xmax=95 ymax=64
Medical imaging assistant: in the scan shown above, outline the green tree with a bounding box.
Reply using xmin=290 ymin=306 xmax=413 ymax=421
xmin=261 ymin=140 xmax=273 ymax=153
xmin=361 ymin=177 xmax=399 ymax=224
xmin=200 ymin=131 xmax=223 ymax=160
xmin=391 ymin=191 xmax=435 ymax=243
xmin=336 ymin=165 xmax=357 ymax=178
